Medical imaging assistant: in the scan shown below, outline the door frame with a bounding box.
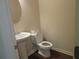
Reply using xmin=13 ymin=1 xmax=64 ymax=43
xmin=0 ymin=0 xmax=17 ymax=59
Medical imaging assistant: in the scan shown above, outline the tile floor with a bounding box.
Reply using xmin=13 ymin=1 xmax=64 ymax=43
xmin=28 ymin=50 xmax=73 ymax=59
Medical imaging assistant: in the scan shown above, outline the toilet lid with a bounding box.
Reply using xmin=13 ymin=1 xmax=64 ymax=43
xmin=38 ymin=41 xmax=53 ymax=48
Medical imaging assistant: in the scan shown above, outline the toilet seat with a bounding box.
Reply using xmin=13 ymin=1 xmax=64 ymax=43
xmin=38 ymin=41 xmax=53 ymax=49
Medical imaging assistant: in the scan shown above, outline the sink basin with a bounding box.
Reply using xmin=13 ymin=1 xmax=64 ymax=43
xmin=15 ymin=32 xmax=31 ymax=40
xmin=15 ymin=32 xmax=37 ymax=56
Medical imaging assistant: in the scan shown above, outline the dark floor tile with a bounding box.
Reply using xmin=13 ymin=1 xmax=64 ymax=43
xmin=28 ymin=50 xmax=73 ymax=59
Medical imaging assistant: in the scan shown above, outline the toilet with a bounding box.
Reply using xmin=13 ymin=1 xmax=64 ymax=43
xmin=30 ymin=31 xmax=53 ymax=57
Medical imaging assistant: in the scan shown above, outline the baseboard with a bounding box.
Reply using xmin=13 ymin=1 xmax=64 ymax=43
xmin=51 ymin=47 xmax=73 ymax=56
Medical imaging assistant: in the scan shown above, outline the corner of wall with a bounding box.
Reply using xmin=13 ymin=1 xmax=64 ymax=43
xmin=52 ymin=47 xmax=74 ymax=56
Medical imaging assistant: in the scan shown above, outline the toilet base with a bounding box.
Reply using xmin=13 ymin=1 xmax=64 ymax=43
xmin=38 ymin=49 xmax=50 ymax=57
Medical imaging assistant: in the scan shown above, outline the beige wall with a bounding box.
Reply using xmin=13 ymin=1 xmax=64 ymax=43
xmin=39 ymin=0 xmax=75 ymax=55
xmin=10 ymin=0 xmax=41 ymax=33
xmin=10 ymin=0 xmax=75 ymax=55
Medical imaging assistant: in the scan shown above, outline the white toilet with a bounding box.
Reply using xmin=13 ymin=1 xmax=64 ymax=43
xmin=30 ymin=31 xmax=53 ymax=57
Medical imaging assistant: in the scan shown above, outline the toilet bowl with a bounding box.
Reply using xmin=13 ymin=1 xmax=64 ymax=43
xmin=30 ymin=31 xmax=53 ymax=57
xmin=38 ymin=41 xmax=53 ymax=57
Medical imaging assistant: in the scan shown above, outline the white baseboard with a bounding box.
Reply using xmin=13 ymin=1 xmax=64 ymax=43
xmin=51 ymin=47 xmax=74 ymax=56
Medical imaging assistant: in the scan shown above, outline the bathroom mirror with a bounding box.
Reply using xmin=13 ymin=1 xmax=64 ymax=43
xmin=9 ymin=0 xmax=21 ymax=24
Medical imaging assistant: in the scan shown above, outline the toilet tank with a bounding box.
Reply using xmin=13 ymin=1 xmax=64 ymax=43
xmin=30 ymin=31 xmax=43 ymax=43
